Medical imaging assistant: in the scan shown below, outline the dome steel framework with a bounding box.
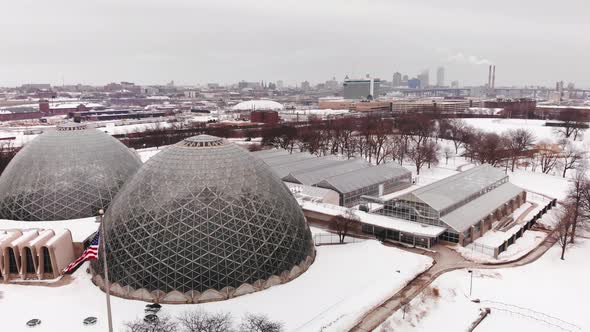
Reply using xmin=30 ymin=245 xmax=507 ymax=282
xmin=93 ymin=135 xmax=314 ymax=302
xmin=0 ymin=123 xmax=142 ymax=221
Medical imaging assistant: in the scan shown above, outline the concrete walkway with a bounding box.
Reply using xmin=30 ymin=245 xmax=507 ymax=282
xmin=349 ymin=229 xmax=559 ymax=332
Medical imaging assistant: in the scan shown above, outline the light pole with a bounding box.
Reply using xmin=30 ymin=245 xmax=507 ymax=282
xmin=468 ymin=270 xmax=473 ymax=297
xmin=99 ymin=209 xmax=113 ymax=332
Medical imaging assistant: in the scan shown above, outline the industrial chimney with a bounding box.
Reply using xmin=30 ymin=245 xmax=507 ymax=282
xmin=488 ymin=65 xmax=492 ymax=88
xmin=492 ymin=65 xmax=496 ymax=89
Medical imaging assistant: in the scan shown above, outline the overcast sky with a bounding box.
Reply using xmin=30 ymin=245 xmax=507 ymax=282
xmin=1 ymin=0 xmax=589 ymax=87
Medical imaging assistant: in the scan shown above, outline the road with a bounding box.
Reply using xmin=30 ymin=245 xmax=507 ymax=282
xmin=348 ymin=229 xmax=559 ymax=332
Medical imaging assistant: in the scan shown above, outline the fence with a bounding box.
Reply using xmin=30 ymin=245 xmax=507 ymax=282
xmin=465 ymin=241 xmax=496 ymax=257
xmin=466 ymin=198 xmax=557 ymax=258
xmin=481 ymin=300 xmax=581 ymax=332
xmin=312 ymin=233 xmax=365 ymax=246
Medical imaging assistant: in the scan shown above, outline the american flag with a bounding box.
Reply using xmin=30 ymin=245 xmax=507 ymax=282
xmin=63 ymin=231 xmax=100 ymax=273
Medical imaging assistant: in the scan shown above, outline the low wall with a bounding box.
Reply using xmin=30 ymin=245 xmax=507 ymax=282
xmin=468 ymin=198 xmax=557 ymax=258
xmin=91 ymin=249 xmax=316 ymax=304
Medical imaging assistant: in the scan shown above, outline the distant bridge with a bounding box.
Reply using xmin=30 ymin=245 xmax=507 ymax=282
xmin=390 ymin=87 xmax=590 ymax=98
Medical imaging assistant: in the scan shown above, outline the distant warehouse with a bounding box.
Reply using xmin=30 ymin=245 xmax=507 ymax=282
xmin=253 ymin=149 xmax=412 ymax=207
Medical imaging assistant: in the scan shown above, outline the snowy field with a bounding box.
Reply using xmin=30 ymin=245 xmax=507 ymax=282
xmin=381 ymin=239 xmax=590 ymax=332
xmin=0 ymin=241 xmax=432 ymax=332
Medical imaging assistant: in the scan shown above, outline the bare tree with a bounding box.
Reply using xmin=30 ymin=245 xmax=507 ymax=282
xmin=553 ymin=109 xmax=589 ymax=141
xmin=559 ymin=139 xmax=585 ymax=178
xmin=467 ymin=132 xmax=507 ymax=166
xmin=239 ymin=314 xmax=283 ymax=332
xmin=441 ymin=119 xmax=469 ymax=154
xmin=557 ymin=204 xmax=577 ymax=260
xmin=125 ymin=316 xmax=178 ymax=332
xmin=424 ymin=140 xmax=440 ymax=169
xmin=536 ymin=142 xmax=559 ymax=174
xmin=177 ymin=310 xmax=233 ymax=332
xmin=329 ymin=209 xmax=360 ymax=244
xmin=407 ymin=139 xmax=428 ymax=175
xmin=505 ymin=128 xmax=536 ymax=172
xmin=566 ymin=167 xmax=588 ymax=244
xmin=443 ymin=146 xmax=453 ymax=165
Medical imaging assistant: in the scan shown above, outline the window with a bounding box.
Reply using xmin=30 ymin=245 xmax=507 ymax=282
xmin=25 ymin=248 xmax=35 ymax=273
xmin=8 ymin=248 xmax=18 ymax=273
xmin=43 ymin=248 xmax=53 ymax=273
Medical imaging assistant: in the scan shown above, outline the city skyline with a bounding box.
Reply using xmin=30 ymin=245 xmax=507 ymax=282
xmin=1 ymin=0 xmax=589 ymax=87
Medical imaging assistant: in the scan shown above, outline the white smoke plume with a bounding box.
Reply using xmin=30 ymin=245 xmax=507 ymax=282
xmin=446 ymin=52 xmax=492 ymax=65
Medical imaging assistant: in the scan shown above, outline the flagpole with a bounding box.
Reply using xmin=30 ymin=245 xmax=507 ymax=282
xmin=99 ymin=209 xmax=114 ymax=332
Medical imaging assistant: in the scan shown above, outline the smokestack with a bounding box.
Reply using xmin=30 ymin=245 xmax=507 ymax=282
xmin=488 ymin=65 xmax=492 ymax=88
xmin=492 ymin=65 xmax=496 ymax=89
xmin=370 ymin=78 xmax=374 ymax=97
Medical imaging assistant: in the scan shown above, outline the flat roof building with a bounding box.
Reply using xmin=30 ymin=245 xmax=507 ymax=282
xmin=343 ymin=78 xmax=381 ymax=100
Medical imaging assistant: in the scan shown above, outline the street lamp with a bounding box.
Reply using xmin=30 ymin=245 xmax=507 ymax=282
xmin=468 ymin=270 xmax=473 ymax=297
xmin=98 ymin=209 xmax=113 ymax=332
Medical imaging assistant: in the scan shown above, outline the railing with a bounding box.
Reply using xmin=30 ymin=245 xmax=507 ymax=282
xmin=465 ymin=242 xmax=496 ymax=257
xmin=466 ymin=198 xmax=557 ymax=258
xmin=312 ymin=233 xmax=365 ymax=246
xmin=482 ymin=300 xmax=581 ymax=332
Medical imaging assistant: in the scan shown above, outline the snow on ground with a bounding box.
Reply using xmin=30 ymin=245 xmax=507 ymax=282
xmin=454 ymin=198 xmax=560 ymax=263
xmin=309 ymin=226 xmax=330 ymax=235
xmin=455 ymin=231 xmax=546 ymax=264
xmin=382 ymin=239 xmax=590 ymax=332
xmin=0 ymin=217 xmax=98 ymax=242
xmin=136 ymin=146 xmax=165 ymax=162
xmin=464 ymin=118 xmax=554 ymax=141
xmin=0 ymin=241 xmax=432 ymax=332
xmin=508 ymin=170 xmax=570 ymax=200
xmin=100 ymin=120 xmax=171 ymax=135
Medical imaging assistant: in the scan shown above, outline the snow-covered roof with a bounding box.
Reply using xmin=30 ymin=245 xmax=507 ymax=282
xmin=316 ymin=163 xmax=411 ymax=194
xmin=49 ymin=102 xmax=103 ymax=109
xmin=409 ymin=164 xmax=508 ymax=212
xmin=232 ymin=100 xmax=284 ymax=111
xmin=283 ymin=159 xmax=371 ymax=186
xmin=0 ymin=217 xmax=99 ymax=243
xmin=440 ymin=182 xmax=524 ymax=232
xmin=285 ymin=182 xmax=338 ymax=202
xmin=300 ymin=201 xmax=446 ymax=237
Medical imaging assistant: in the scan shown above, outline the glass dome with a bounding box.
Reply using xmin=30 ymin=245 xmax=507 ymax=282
xmin=0 ymin=123 xmax=142 ymax=221
xmin=94 ymin=135 xmax=314 ymax=297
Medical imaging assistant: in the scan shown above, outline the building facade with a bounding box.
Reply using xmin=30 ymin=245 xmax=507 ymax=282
xmin=372 ymin=165 xmax=526 ymax=246
xmin=343 ymin=78 xmax=381 ymax=100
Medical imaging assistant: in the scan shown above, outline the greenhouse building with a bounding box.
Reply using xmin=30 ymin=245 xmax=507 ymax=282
xmin=372 ymin=164 xmax=526 ymax=246
xmin=0 ymin=123 xmax=142 ymax=221
xmin=92 ymin=135 xmax=315 ymax=304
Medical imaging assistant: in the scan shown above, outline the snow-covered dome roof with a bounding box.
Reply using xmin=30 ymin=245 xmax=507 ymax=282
xmin=0 ymin=123 xmax=142 ymax=221
xmin=93 ymin=135 xmax=314 ymax=300
xmin=232 ymin=100 xmax=284 ymax=111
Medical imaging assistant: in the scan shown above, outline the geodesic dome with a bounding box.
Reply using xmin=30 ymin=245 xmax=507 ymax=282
xmin=93 ymin=135 xmax=314 ymax=302
xmin=0 ymin=123 xmax=142 ymax=221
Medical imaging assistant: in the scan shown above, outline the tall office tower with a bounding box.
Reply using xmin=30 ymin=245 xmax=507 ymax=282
xmin=436 ymin=67 xmax=445 ymax=87
xmin=417 ymin=70 xmax=429 ymax=89
xmin=392 ymin=72 xmax=402 ymax=87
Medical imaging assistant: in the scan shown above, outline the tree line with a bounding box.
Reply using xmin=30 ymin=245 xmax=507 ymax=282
xmin=126 ymin=310 xmax=283 ymax=332
xmin=259 ymin=112 xmax=587 ymax=177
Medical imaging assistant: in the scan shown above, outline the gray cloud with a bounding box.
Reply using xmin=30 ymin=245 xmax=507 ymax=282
xmin=0 ymin=0 xmax=588 ymax=87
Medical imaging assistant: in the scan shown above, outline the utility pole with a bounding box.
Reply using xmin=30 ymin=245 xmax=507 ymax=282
xmin=468 ymin=270 xmax=474 ymax=297
xmin=99 ymin=209 xmax=113 ymax=332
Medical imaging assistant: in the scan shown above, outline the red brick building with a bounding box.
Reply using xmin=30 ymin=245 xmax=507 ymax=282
xmin=251 ymin=110 xmax=280 ymax=124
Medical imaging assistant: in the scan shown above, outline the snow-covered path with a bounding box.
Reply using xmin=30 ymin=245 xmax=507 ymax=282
xmin=349 ymin=227 xmax=560 ymax=332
